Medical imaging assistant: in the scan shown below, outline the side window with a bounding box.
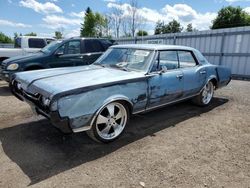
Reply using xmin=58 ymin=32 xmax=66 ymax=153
xmin=159 ymin=51 xmax=178 ymax=71
xmin=178 ymin=51 xmax=197 ymax=68
xmin=65 ymin=40 xmax=81 ymax=54
xmin=84 ymin=40 xmax=104 ymax=53
xmin=28 ymin=38 xmax=46 ymax=48
xmin=56 ymin=44 xmax=65 ymax=54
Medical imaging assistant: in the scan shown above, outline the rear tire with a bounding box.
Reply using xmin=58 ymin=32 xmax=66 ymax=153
xmin=193 ymin=81 xmax=214 ymax=106
xmin=87 ymin=101 xmax=129 ymax=143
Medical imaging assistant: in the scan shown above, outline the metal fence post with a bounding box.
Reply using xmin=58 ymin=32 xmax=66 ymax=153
xmin=219 ymin=33 xmax=226 ymax=65
xmin=173 ymin=35 xmax=176 ymax=45
xmin=134 ymin=37 xmax=137 ymax=44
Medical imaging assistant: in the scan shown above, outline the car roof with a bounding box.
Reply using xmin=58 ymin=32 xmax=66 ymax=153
xmin=18 ymin=36 xmax=55 ymax=39
xmin=61 ymin=37 xmax=114 ymax=43
xmin=66 ymin=37 xmax=111 ymax=41
xmin=111 ymin=44 xmax=196 ymax=51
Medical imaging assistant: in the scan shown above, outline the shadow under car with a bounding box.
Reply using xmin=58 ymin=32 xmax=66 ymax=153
xmin=0 ymin=97 xmax=228 ymax=185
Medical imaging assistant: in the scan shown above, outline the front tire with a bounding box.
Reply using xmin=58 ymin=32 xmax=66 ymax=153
xmin=193 ymin=81 xmax=214 ymax=106
xmin=87 ymin=101 xmax=129 ymax=143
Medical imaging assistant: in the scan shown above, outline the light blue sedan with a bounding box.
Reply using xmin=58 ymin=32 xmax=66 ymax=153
xmin=10 ymin=44 xmax=231 ymax=142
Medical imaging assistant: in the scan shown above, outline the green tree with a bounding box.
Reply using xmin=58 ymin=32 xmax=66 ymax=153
xmin=165 ymin=20 xmax=183 ymax=33
xmin=80 ymin=7 xmax=96 ymax=37
xmin=154 ymin=21 xmax=165 ymax=34
xmin=137 ymin=30 xmax=148 ymax=36
xmin=0 ymin=32 xmax=13 ymax=43
xmin=212 ymin=6 xmax=250 ymax=29
xmin=154 ymin=20 xmax=182 ymax=34
xmin=185 ymin=23 xmax=198 ymax=32
xmin=24 ymin=32 xmax=37 ymax=36
xmin=95 ymin=12 xmax=107 ymax=37
xmin=80 ymin=7 xmax=109 ymax=37
xmin=55 ymin=31 xmax=63 ymax=39
xmin=186 ymin=23 xmax=193 ymax=32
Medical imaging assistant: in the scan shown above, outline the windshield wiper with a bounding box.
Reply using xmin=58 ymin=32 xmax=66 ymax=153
xmin=39 ymin=50 xmax=45 ymax=53
xmin=94 ymin=63 xmax=105 ymax=67
xmin=109 ymin=64 xmax=130 ymax=72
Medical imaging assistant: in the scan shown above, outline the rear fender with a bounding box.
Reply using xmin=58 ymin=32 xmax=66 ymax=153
xmin=215 ymin=66 xmax=231 ymax=87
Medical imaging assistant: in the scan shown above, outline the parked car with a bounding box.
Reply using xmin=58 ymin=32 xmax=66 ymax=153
xmin=0 ymin=36 xmax=55 ymax=62
xmin=10 ymin=44 xmax=231 ymax=143
xmin=0 ymin=37 xmax=115 ymax=82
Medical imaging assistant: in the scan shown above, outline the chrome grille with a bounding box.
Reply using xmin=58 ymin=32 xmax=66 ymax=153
xmin=1 ymin=61 xmax=7 ymax=70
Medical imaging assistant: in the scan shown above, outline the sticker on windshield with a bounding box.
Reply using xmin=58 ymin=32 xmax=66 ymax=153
xmin=134 ymin=50 xmax=150 ymax=57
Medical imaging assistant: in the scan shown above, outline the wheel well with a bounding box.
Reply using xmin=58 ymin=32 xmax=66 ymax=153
xmin=24 ymin=65 xmax=43 ymax=71
xmin=0 ymin=57 xmax=9 ymax=62
xmin=116 ymin=100 xmax=133 ymax=115
xmin=210 ymin=78 xmax=218 ymax=88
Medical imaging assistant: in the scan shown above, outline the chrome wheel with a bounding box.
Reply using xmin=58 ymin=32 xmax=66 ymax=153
xmin=95 ymin=102 xmax=128 ymax=140
xmin=202 ymin=81 xmax=214 ymax=105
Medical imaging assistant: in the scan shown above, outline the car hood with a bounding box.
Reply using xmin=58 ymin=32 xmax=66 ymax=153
xmin=14 ymin=65 xmax=146 ymax=98
xmin=3 ymin=52 xmax=46 ymax=64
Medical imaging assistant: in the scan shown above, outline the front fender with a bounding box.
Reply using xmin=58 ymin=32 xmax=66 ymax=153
xmin=102 ymin=94 xmax=133 ymax=110
xmin=22 ymin=62 xmax=44 ymax=70
xmin=57 ymin=81 xmax=148 ymax=132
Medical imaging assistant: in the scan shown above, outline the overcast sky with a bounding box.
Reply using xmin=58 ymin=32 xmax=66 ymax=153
xmin=0 ymin=0 xmax=250 ymax=38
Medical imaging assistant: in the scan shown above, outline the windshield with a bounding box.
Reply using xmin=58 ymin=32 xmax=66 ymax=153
xmin=41 ymin=40 xmax=62 ymax=54
xmin=94 ymin=48 xmax=154 ymax=72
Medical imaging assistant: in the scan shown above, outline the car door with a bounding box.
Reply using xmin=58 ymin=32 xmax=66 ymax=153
xmin=48 ymin=40 xmax=82 ymax=68
xmin=76 ymin=39 xmax=105 ymax=66
xmin=178 ymin=50 xmax=207 ymax=98
xmin=147 ymin=50 xmax=184 ymax=108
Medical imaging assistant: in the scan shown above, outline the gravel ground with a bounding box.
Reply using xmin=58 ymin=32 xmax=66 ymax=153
xmin=0 ymin=80 xmax=249 ymax=188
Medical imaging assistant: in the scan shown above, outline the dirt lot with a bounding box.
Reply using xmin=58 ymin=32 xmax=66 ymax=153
xmin=0 ymin=80 xmax=249 ymax=188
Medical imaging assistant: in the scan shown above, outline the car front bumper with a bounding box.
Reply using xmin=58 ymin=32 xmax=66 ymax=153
xmin=0 ymin=69 xmax=17 ymax=82
xmin=10 ymin=80 xmax=73 ymax=133
xmin=35 ymin=108 xmax=73 ymax=133
xmin=0 ymin=70 xmax=10 ymax=82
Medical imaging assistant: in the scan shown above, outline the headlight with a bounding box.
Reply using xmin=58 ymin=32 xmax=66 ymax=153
xmin=41 ymin=96 xmax=51 ymax=106
xmin=7 ymin=63 xmax=19 ymax=70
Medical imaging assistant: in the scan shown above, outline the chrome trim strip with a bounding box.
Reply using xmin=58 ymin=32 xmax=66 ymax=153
xmin=72 ymin=126 xmax=91 ymax=133
xmin=133 ymin=78 xmax=216 ymax=115
xmin=132 ymin=93 xmax=199 ymax=114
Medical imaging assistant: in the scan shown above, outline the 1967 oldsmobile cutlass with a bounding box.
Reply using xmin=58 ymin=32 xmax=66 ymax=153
xmin=10 ymin=44 xmax=231 ymax=142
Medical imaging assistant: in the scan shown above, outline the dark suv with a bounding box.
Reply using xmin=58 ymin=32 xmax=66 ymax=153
xmin=0 ymin=38 xmax=115 ymax=82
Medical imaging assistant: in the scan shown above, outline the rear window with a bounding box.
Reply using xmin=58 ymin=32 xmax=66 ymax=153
xmin=84 ymin=40 xmax=104 ymax=53
xmin=28 ymin=38 xmax=46 ymax=48
xmin=14 ymin=37 xmax=21 ymax=48
xmin=100 ymin=39 xmax=114 ymax=50
xmin=178 ymin=51 xmax=197 ymax=68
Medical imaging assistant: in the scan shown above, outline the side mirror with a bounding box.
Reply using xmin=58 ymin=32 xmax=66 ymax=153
xmin=55 ymin=51 xmax=63 ymax=57
xmin=158 ymin=66 xmax=168 ymax=75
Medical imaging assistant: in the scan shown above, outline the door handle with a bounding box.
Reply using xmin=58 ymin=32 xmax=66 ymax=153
xmin=176 ymin=74 xmax=183 ymax=79
xmin=200 ymin=70 xmax=206 ymax=74
xmin=79 ymin=56 xmax=84 ymax=59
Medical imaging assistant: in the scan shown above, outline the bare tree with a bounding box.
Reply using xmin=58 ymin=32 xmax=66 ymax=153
xmin=103 ymin=13 xmax=113 ymax=37
xmin=121 ymin=15 xmax=130 ymax=37
xmin=109 ymin=1 xmax=123 ymax=38
xmin=128 ymin=0 xmax=139 ymax=37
